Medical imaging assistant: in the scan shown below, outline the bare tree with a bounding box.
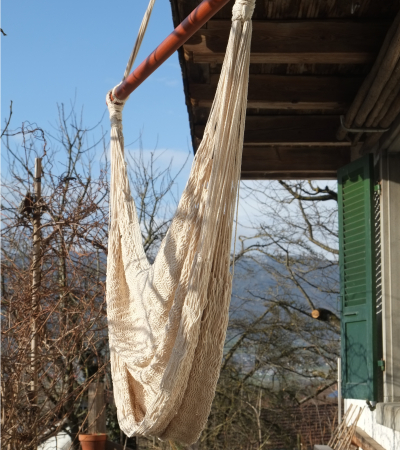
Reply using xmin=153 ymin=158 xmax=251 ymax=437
xmin=2 ymin=100 xmax=339 ymax=450
xmin=197 ymin=179 xmax=340 ymax=450
xmin=2 ymin=106 xmax=110 ymax=449
xmin=1 ymin=104 xmax=188 ymax=450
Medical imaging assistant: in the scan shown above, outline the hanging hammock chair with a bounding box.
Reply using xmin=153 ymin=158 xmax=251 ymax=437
xmin=106 ymin=0 xmax=255 ymax=445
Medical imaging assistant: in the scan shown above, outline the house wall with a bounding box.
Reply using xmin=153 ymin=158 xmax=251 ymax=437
xmin=38 ymin=431 xmax=72 ymax=450
xmin=380 ymin=152 xmax=400 ymax=404
xmin=342 ymin=152 xmax=400 ymax=450
xmin=344 ymin=399 xmax=400 ymax=450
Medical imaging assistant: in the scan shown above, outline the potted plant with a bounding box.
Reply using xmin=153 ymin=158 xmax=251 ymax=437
xmin=78 ymin=433 xmax=107 ymax=450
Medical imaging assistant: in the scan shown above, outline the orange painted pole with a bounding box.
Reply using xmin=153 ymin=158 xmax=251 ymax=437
xmin=113 ymin=0 xmax=231 ymax=101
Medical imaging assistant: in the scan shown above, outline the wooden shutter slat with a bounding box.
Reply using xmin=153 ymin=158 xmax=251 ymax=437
xmin=338 ymin=154 xmax=378 ymax=401
xmin=342 ymin=252 xmax=366 ymax=266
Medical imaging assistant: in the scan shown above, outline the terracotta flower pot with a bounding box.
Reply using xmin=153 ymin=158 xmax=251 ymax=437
xmin=79 ymin=433 xmax=107 ymax=450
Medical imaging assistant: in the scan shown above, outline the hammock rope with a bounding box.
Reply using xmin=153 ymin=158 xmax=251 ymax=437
xmin=122 ymin=0 xmax=157 ymax=82
xmin=106 ymin=0 xmax=255 ymax=444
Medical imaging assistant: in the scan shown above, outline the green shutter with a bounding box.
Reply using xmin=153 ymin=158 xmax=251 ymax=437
xmin=338 ymin=155 xmax=377 ymax=401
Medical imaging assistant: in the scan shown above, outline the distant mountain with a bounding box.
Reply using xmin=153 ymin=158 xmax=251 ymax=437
xmin=230 ymin=256 xmax=339 ymax=317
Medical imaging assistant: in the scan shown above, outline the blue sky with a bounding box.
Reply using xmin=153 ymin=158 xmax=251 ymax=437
xmin=2 ymin=0 xmax=265 ymax=244
xmin=2 ymin=1 xmax=337 ymax=245
xmin=2 ymin=0 xmax=340 ymax=271
xmin=2 ymin=0 xmax=192 ymax=174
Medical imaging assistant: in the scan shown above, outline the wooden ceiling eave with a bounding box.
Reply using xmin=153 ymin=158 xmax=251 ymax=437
xmin=169 ymin=0 xmax=400 ymax=179
xmin=183 ymin=20 xmax=388 ymax=65
xmin=169 ymin=0 xmax=199 ymax=154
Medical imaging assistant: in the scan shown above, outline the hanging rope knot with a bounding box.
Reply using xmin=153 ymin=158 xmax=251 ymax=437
xmin=106 ymin=87 xmax=126 ymax=128
xmin=232 ymin=0 xmax=255 ymax=22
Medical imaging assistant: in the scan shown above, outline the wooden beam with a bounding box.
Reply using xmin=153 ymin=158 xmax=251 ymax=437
xmin=190 ymin=74 xmax=362 ymax=110
xmin=88 ymin=382 xmax=106 ymax=434
xmin=240 ymin=145 xmax=350 ymax=179
xmin=184 ymin=20 xmax=388 ymax=64
xmin=242 ymin=145 xmax=350 ymax=170
xmin=241 ymin=172 xmax=338 ymax=180
xmin=113 ymin=0 xmax=231 ymax=99
xmin=352 ymin=427 xmax=386 ymax=450
xmin=195 ymin=115 xmax=350 ymax=145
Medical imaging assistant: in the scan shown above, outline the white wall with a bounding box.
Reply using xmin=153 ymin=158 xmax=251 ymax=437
xmin=37 ymin=431 xmax=72 ymax=450
xmin=345 ymin=399 xmax=400 ymax=450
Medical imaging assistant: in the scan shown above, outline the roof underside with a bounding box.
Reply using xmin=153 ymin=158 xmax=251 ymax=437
xmin=169 ymin=0 xmax=400 ymax=179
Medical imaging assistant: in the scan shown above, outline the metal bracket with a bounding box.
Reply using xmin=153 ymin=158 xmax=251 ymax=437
xmin=378 ymin=359 xmax=386 ymax=371
xmin=340 ymin=116 xmax=390 ymax=133
xmin=366 ymin=400 xmax=377 ymax=411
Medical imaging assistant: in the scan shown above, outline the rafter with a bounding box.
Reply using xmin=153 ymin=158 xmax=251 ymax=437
xmin=190 ymin=74 xmax=362 ymax=110
xmin=184 ymin=20 xmax=388 ymax=65
xmin=195 ymin=116 xmax=350 ymax=146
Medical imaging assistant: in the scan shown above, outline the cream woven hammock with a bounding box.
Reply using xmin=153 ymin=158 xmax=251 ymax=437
xmin=106 ymin=0 xmax=255 ymax=445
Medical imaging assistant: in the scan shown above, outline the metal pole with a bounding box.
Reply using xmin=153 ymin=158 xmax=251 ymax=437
xmin=113 ymin=0 xmax=231 ymax=101
xmin=338 ymin=357 xmax=342 ymax=424
xmin=31 ymin=157 xmax=42 ymax=446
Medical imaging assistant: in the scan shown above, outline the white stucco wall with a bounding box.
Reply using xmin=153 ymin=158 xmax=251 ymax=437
xmin=37 ymin=431 xmax=72 ymax=450
xmin=345 ymin=399 xmax=400 ymax=450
